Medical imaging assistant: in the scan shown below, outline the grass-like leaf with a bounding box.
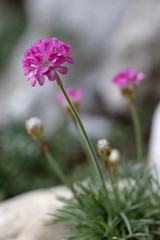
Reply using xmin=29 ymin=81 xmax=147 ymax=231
xmin=50 ymin=163 xmax=160 ymax=239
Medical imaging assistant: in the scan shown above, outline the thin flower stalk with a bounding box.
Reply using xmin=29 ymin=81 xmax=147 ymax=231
xmin=57 ymin=87 xmax=94 ymax=172
xmin=76 ymin=125 xmax=95 ymax=173
xmin=55 ymin=72 xmax=108 ymax=198
xmin=129 ymin=100 xmax=143 ymax=163
xmin=111 ymin=68 xmax=145 ymax=163
xmin=40 ymin=141 xmax=72 ymax=189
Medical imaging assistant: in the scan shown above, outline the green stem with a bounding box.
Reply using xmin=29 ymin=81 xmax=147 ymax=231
xmin=129 ymin=100 xmax=143 ymax=163
xmin=55 ymin=73 xmax=107 ymax=196
xmin=72 ymin=117 xmax=95 ymax=173
xmin=40 ymin=141 xmax=72 ymax=189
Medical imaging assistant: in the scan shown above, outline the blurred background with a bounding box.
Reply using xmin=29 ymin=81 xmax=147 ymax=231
xmin=0 ymin=0 xmax=160 ymax=200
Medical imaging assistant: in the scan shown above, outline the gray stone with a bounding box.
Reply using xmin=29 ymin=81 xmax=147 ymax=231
xmin=0 ymin=186 xmax=72 ymax=240
xmin=1 ymin=0 xmax=160 ymax=130
xmin=0 ymin=180 xmax=137 ymax=240
xmin=80 ymin=114 xmax=112 ymax=139
xmin=98 ymin=0 xmax=160 ymax=112
xmin=0 ymin=0 xmax=129 ymax=130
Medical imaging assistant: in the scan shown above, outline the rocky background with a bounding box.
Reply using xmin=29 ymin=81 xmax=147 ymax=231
xmin=1 ymin=0 xmax=160 ymax=239
xmin=1 ymin=0 xmax=160 ymax=126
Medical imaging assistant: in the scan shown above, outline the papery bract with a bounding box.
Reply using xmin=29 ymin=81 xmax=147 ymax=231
xmin=22 ymin=38 xmax=74 ymax=87
xmin=57 ymin=87 xmax=84 ymax=102
xmin=108 ymin=149 xmax=121 ymax=165
xmin=25 ymin=117 xmax=43 ymax=140
xmin=57 ymin=87 xmax=84 ymax=114
xmin=97 ymin=138 xmax=112 ymax=159
xmin=112 ymin=69 xmax=146 ymax=87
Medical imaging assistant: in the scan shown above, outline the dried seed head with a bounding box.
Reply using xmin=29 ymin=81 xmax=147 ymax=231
xmin=108 ymin=149 xmax=121 ymax=165
xmin=25 ymin=117 xmax=43 ymax=141
xmin=97 ymin=139 xmax=111 ymax=159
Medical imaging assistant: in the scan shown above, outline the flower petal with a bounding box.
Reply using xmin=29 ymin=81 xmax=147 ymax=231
xmin=136 ymin=73 xmax=146 ymax=82
xmin=66 ymin=56 xmax=74 ymax=64
xmin=37 ymin=74 xmax=45 ymax=86
xmin=27 ymin=72 xmax=34 ymax=81
xmin=31 ymin=77 xmax=36 ymax=87
xmin=45 ymin=70 xmax=56 ymax=81
xmin=56 ymin=66 xmax=68 ymax=74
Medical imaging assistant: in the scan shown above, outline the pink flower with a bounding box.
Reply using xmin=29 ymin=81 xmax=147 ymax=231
xmin=112 ymin=69 xmax=146 ymax=87
xmin=22 ymin=38 xmax=74 ymax=87
xmin=57 ymin=87 xmax=84 ymax=113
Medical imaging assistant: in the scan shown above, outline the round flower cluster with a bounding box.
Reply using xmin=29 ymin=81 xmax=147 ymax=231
xmin=112 ymin=69 xmax=145 ymax=87
xmin=112 ymin=69 xmax=146 ymax=99
xmin=22 ymin=38 xmax=74 ymax=87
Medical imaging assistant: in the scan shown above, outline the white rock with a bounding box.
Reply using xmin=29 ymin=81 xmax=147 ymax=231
xmin=148 ymin=103 xmax=160 ymax=183
xmin=0 ymin=186 xmax=72 ymax=240
xmin=0 ymin=179 xmax=137 ymax=240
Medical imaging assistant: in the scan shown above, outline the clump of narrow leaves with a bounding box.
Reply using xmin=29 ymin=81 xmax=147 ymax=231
xmin=51 ymin=164 xmax=160 ymax=240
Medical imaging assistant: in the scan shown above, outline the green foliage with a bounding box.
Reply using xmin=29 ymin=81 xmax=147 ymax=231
xmin=0 ymin=120 xmax=87 ymax=200
xmin=51 ymin=164 xmax=160 ymax=240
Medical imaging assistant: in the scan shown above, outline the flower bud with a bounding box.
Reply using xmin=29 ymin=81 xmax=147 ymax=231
xmin=25 ymin=117 xmax=43 ymax=141
xmin=108 ymin=149 xmax=121 ymax=165
xmin=97 ymin=139 xmax=111 ymax=159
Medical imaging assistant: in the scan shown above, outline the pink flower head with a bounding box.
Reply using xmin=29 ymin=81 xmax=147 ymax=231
xmin=57 ymin=87 xmax=84 ymax=113
xmin=22 ymin=38 xmax=74 ymax=87
xmin=112 ymin=69 xmax=146 ymax=87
